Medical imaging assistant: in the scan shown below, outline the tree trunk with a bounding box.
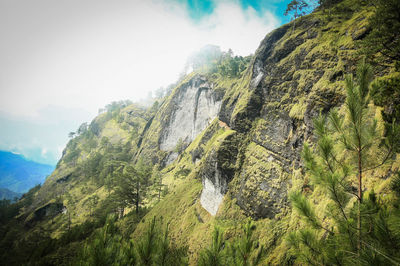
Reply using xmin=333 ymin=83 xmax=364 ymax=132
xmin=136 ymin=181 xmax=140 ymax=214
xmin=158 ymin=180 xmax=162 ymax=201
xmin=68 ymin=211 xmax=71 ymax=231
xmin=292 ymin=9 xmax=297 ymax=33
xmin=120 ymin=207 xmax=124 ymax=219
xmin=357 ymin=147 xmax=363 ymax=253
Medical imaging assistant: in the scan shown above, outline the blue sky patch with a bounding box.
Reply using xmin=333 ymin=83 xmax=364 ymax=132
xmin=173 ymin=0 xmax=293 ymax=24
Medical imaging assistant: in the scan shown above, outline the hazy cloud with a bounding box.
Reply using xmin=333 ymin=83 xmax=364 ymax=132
xmin=0 ymin=0 xmax=280 ymax=163
xmin=0 ymin=106 xmax=92 ymax=165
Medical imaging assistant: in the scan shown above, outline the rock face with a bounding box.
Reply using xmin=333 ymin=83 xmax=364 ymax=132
xmin=160 ymin=76 xmax=222 ymax=151
xmin=13 ymin=5 xmax=398 ymax=265
xmin=33 ymin=202 xmax=64 ymax=222
xmin=222 ymin=16 xmax=347 ymax=219
xmin=234 ymin=143 xmax=289 ymax=219
xmin=200 ymin=160 xmax=226 ymax=216
xmin=199 ymin=133 xmax=239 ymax=216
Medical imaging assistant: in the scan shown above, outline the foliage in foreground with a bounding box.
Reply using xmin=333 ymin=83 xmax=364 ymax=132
xmin=79 ymin=216 xmax=188 ymax=266
xmin=78 ymin=217 xmax=266 ymax=266
xmin=198 ymin=220 xmax=264 ymax=266
xmin=288 ymin=61 xmax=400 ymax=265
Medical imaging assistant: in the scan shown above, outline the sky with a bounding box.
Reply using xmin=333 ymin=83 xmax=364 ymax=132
xmin=0 ymin=0 xmax=292 ymax=165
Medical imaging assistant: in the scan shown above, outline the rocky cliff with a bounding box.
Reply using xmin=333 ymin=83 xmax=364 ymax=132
xmin=8 ymin=1 xmax=399 ymax=264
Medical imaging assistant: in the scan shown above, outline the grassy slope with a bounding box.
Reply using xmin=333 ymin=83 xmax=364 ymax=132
xmin=21 ymin=103 xmax=152 ymax=236
xmin=132 ymin=1 xmax=400 ymax=264
xmin=9 ymin=0 xmax=400 ymax=264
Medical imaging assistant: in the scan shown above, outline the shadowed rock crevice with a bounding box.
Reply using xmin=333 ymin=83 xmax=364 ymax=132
xmin=200 ymin=133 xmax=239 ymax=215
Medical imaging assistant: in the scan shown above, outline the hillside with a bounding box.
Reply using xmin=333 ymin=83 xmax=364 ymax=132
xmin=0 ymin=150 xmax=54 ymax=193
xmin=1 ymin=0 xmax=400 ymax=265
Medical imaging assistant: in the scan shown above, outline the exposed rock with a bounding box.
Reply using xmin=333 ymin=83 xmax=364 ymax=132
xmin=160 ymin=75 xmax=222 ymax=151
xmin=234 ymin=143 xmax=289 ymax=219
xmin=199 ymin=133 xmax=239 ymax=215
xmin=352 ymin=26 xmax=371 ymax=41
xmin=33 ymin=202 xmax=64 ymax=222
xmin=252 ymin=112 xmax=300 ymax=168
xmin=163 ymin=152 xmax=179 ymax=166
xmin=56 ymin=173 xmax=72 ymax=183
xmin=14 ymin=6 xmax=397 ymax=264
xmin=200 ymin=168 xmax=225 ymax=216
xmin=228 ymin=15 xmax=337 ymax=218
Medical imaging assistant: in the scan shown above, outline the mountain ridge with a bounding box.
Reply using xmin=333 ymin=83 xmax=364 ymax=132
xmin=2 ymin=0 xmax=399 ymax=264
xmin=0 ymin=187 xmax=22 ymax=201
xmin=0 ymin=150 xmax=54 ymax=193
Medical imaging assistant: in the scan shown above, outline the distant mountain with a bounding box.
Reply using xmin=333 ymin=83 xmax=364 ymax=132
xmin=0 ymin=187 xmax=22 ymax=201
xmin=0 ymin=151 xmax=54 ymax=193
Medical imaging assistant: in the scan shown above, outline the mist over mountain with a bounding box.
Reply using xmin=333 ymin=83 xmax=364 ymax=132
xmin=0 ymin=106 xmax=93 ymax=165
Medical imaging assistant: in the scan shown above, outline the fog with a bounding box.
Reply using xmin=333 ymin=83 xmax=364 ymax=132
xmin=0 ymin=0 xmax=283 ymax=164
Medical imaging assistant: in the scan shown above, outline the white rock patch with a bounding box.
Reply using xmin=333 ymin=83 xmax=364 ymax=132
xmin=200 ymin=178 xmax=224 ymax=216
xmin=160 ymin=78 xmax=221 ymax=151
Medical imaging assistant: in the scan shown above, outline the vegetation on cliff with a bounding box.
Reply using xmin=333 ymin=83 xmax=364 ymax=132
xmin=0 ymin=0 xmax=399 ymax=265
xmin=288 ymin=61 xmax=400 ymax=264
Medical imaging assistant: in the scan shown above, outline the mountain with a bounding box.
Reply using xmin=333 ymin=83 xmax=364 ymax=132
xmin=0 ymin=150 xmax=54 ymax=193
xmin=1 ymin=0 xmax=400 ymax=265
xmin=0 ymin=188 xmax=22 ymax=201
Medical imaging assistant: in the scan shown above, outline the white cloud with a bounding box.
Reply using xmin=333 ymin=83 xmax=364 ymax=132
xmin=0 ymin=0 xmax=279 ymax=163
xmin=41 ymin=148 xmax=48 ymax=157
xmin=198 ymin=2 xmax=278 ymax=55
xmin=0 ymin=0 xmax=278 ymax=118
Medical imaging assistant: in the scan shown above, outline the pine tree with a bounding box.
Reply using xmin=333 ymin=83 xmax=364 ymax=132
xmin=226 ymin=220 xmax=264 ymax=266
xmin=114 ymin=158 xmax=152 ymax=214
xmin=130 ymin=216 xmax=187 ymax=266
xmin=284 ymin=0 xmax=309 ymax=32
xmin=288 ymin=61 xmax=400 ymax=264
xmin=80 ymin=215 xmax=122 ymax=266
xmin=136 ymin=216 xmax=158 ymax=265
xmin=151 ymin=164 xmax=165 ymax=201
xmin=157 ymin=222 xmax=170 ymax=266
xmin=198 ymin=227 xmax=226 ymax=266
